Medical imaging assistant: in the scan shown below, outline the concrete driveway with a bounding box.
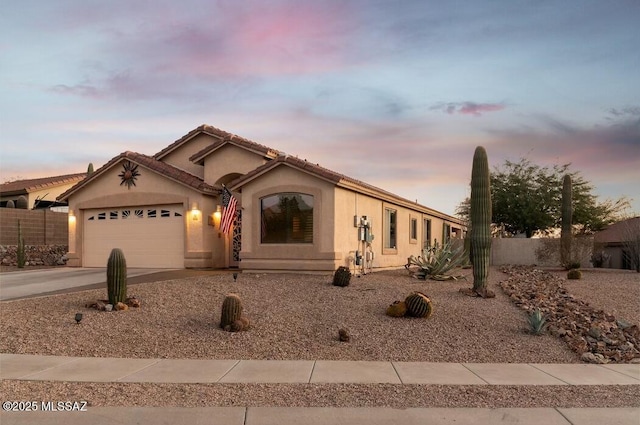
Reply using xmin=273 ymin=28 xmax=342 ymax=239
xmin=0 ymin=268 xmax=178 ymax=301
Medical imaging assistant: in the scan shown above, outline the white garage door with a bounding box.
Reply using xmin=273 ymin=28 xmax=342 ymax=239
xmin=84 ymin=205 xmax=185 ymax=268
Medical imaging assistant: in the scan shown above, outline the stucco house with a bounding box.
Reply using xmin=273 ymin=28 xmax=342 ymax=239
xmin=58 ymin=124 xmax=465 ymax=272
xmin=594 ymin=216 xmax=640 ymax=271
xmin=1 ymin=173 xmax=85 ymax=210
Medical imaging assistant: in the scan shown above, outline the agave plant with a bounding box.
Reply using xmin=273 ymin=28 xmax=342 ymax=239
xmin=405 ymin=240 xmax=468 ymax=281
xmin=528 ymin=309 xmax=547 ymax=335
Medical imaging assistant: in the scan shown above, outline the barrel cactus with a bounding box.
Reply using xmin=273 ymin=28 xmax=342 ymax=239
xmin=404 ymin=292 xmax=434 ymax=318
xmin=220 ymin=294 xmax=243 ymax=331
xmin=332 ymin=266 xmax=351 ymax=287
xmin=560 ymin=174 xmax=573 ymax=268
xmin=386 ymin=300 xmax=407 ymax=317
xmin=464 ymin=146 xmax=495 ymax=298
xmin=106 ymin=248 xmax=127 ymax=305
xmin=6 ymin=200 xmax=15 ymax=208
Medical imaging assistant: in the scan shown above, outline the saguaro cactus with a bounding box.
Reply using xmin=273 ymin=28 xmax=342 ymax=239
xmin=560 ymin=174 xmax=572 ymax=268
xmin=17 ymin=220 xmax=26 ymax=268
xmin=464 ymin=146 xmax=494 ymax=298
xmin=107 ymin=248 xmax=127 ymax=305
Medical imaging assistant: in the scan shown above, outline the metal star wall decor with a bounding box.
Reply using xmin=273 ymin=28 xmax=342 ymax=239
xmin=119 ymin=161 xmax=140 ymax=189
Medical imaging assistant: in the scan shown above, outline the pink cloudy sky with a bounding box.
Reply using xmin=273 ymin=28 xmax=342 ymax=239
xmin=1 ymin=0 xmax=639 ymax=215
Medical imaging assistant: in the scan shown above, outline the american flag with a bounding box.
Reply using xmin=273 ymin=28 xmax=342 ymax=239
xmin=220 ymin=186 xmax=238 ymax=234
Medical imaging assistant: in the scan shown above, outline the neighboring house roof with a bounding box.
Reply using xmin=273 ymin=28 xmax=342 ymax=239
xmin=594 ymin=217 xmax=640 ymax=244
xmin=58 ymin=151 xmax=218 ymax=201
xmin=0 ymin=173 xmax=86 ymax=196
xmin=229 ymin=154 xmax=463 ymax=224
xmin=189 ymin=133 xmax=280 ymax=164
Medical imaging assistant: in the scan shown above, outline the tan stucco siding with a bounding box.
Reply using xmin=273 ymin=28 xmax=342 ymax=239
xmin=238 ymin=166 xmax=338 ymax=271
xmin=334 ymin=188 xmax=463 ymax=270
xmin=160 ymin=133 xmax=217 ymax=178
xmin=66 ymin=162 xmax=216 ymax=268
xmin=203 ymin=144 xmax=270 ymax=185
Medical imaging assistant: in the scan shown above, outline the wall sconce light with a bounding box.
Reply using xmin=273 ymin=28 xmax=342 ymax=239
xmin=68 ymin=209 xmax=76 ymax=223
xmin=191 ymin=202 xmax=200 ymax=221
xmin=212 ymin=205 xmax=222 ymax=228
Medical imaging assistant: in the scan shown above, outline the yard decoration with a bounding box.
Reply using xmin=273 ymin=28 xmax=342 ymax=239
xmin=332 ymin=266 xmax=351 ymax=287
xmin=106 ymin=248 xmax=127 ymax=305
xmin=561 ymin=174 xmax=573 ymax=268
xmin=461 ymin=146 xmax=495 ymax=298
xmin=404 ymin=292 xmax=434 ymax=318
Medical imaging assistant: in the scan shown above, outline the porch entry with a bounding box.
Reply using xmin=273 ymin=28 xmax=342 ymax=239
xmin=229 ymin=210 xmax=241 ymax=268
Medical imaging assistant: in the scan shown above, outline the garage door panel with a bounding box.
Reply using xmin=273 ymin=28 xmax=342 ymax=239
xmin=84 ymin=205 xmax=184 ymax=268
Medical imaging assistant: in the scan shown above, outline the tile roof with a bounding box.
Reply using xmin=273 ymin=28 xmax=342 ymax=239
xmin=58 ymin=151 xmax=218 ymax=201
xmin=154 ymin=124 xmax=231 ymax=160
xmin=229 ymin=155 xmax=463 ymax=223
xmin=189 ymin=133 xmax=280 ymax=164
xmin=594 ymin=216 xmax=640 ymax=244
xmin=1 ymin=173 xmax=86 ymax=195
xmin=155 ymin=124 xmax=279 ymax=165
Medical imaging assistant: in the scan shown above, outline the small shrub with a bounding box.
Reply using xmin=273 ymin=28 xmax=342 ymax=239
xmin=567 ymin=269 xmax=582 ymax=280
xmin=528 ymin=309 xmax=547 ymax=335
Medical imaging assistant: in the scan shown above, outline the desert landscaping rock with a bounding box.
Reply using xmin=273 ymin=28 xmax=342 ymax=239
xmin=499 ymin=265 xmax=639 ymax=364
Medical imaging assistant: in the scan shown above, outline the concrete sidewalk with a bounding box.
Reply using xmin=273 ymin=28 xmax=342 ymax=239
xmin=1 ymin=354 xmax=639 ymax=424
xmin=2 ymin=406 xmax=639 ymax=425
xmin=2 ymin=354 xmax=639 ymax=385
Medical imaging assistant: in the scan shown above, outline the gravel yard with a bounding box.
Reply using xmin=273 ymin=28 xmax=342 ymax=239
xmin=1 ymin=267 xmax=580 ymax=363
xmin=1 ymin=266 xmax=638 ymax=408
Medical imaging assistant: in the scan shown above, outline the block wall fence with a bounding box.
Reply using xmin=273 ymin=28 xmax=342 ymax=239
xmin=0 ymin=209 xmax=68 ymax=246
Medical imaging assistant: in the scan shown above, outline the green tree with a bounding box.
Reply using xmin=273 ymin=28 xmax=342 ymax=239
xmin=456 ymin=158 xmax=630 ymax=237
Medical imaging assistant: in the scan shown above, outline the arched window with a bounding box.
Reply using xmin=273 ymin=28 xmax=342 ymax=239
xmin=261 ymin=193 xmax=313 ymax=244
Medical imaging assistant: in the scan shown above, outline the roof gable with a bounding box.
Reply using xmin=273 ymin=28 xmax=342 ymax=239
xmin=58 ymin=151 xmax=217 ymax=201
xmin=154 ymin=124 xmax=231 ymax=160
xmin=189 ymin=133 xmax=280 ymax=165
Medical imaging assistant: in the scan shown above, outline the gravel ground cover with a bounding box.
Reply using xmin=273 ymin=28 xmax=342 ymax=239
xmin=1 ymin=266 xmax=638 ymax=408
xmin=1 ymin=267 xmax=579 ymax=363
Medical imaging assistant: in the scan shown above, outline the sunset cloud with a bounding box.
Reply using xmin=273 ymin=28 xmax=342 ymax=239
xmin=431 ymin=102 xmax=506 ymax=116
xmin=2 ymin=1 xmax=639 ymax=214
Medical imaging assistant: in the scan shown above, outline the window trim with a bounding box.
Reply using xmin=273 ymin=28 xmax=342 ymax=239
xmin=409 ymin=216 xmax=418 ymax=244
xmin=423 ymin=218 xmax=432 ymax=249
xmin=383 ymin=206 xmax=398 ymax=254
xmin=260 ymin=192 xmax=314 ymax=245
